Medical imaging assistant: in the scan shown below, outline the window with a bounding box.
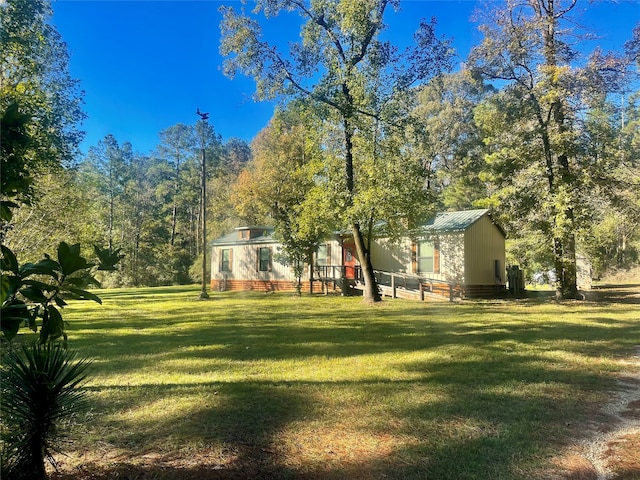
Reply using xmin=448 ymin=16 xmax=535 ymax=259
xmin=316 ymin=244 xmax=330 ymax=267
xmin=417 ymin=240 xmax=434 ymax=273
xmin=220 ymin=249 xmax=232 ymax=272
xmin=258 ymin=247 xmax=271 ymax=272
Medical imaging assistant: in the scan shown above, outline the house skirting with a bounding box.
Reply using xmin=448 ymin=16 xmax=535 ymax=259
xmin=210 ymin=278 xmax=505 ymax=299
xmin=211 ymin=279 xmax=293 ymax=292
xmin=211 ymin=279 xmax=342 ymax=294
xmin=421 ymin=282 xmax=463 ymax=299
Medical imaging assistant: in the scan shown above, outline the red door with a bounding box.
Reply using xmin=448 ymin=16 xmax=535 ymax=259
xmin=343 ymin=241 xmax=357 ymax=279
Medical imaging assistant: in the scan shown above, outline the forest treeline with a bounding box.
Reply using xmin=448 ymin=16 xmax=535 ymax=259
xmin=2 ymin=0 xmax=639 ymax=291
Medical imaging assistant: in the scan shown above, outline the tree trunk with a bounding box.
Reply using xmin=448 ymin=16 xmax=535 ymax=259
xmin=170 ymin=153 xmax=180 ymax=247
xmin=555 ymin=150 xmax=578 ymax=298
xmin=199 ymin=145 xmax=209 ymax=299
xmin=15 ymin=443 xmax=47 ymax=480
xmin=108 ymin=193 xmax=114 ymax=252
xmin=343 ymin=115 xmax=381 ymax=302
xmin=170 ymin=204 xmax=177 ymax=247
xmin=351 ymin=222 xmax=381 ymax=302
xmin=541 ymin=0 xmax=578 ymax=299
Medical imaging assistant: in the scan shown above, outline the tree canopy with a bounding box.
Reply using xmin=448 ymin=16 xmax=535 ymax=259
xmin=0 ymin=0 xmax=85 ymax=173
xmin=220 ymin=0 xmax=453 ymax=301
xmin=467 ymin=0 xmax=639 ymax=297
xmin=2 ymin=0 xmax=638 ymax=295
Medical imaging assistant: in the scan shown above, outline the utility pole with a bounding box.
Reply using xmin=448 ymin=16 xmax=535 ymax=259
xmin=196 ymin=108 xmax=210 ymax=299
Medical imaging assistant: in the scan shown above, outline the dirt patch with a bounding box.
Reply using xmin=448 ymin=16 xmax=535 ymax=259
xmin=553 ymin=346 xmax=640 ymax=480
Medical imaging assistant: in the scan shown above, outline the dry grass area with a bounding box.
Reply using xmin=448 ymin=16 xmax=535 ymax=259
xmin=23 ymin=283 xmax=638 ymax=480
xmin=607 ymin=433 xmax=640 ymax=480
xmin=548 ymin=286 xmax=640 ymax=480
xmin=598 ymin=266 xmax=640 ymax=286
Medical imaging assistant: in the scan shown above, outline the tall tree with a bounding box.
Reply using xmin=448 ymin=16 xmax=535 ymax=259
xmin=220 ymin=0 xmax=452 ymax=301
xmin=3 ymin=169 xmax=95 ymax=261
xmin=220 ymin=137 xmax=252 ymax=176
xmin=578 ymin=84 xmax=640 ymax=275
xmin=626 ymin=23 xmax=640 ymax=67
xmin=234 ymin=104 xmax=329 ymax=292
xmin=194 ymin=119 xmax=222 ymax=296
xmin=413 ymin=70 xmax=493 ymax=210
xmin=208 ymin=137 xmax=253 ymax=242
xmin=470 ymin=0 xmax=592 ymax=298
xmin=156 ymin=124 xmax=196 ymax=247
xmin=0 ymin=0 xmax=85 ymax=174
xmin=84 ymin=135 xmax=130 ymax=251
xmin=1 ymin=0 xmax=85 ymax=243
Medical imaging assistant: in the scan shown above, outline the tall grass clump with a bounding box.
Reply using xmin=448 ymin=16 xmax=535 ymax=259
xmin=1 ymin=342 xmax=90 ymax=480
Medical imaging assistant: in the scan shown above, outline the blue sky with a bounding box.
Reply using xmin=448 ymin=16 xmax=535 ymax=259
xmin=51 ymin=0 xmax=639 ymax=156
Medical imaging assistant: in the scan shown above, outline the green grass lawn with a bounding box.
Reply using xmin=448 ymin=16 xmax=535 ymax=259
xmin=22 ymin=286 xmax=640 ymax=479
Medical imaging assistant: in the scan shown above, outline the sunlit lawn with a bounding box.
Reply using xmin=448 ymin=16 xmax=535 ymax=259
xmin=32 ymin=285 xmax=639 ymax=479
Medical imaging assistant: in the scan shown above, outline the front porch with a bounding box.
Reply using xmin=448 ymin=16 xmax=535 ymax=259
xmin=312 ymin=266 xmax=462 ymax=302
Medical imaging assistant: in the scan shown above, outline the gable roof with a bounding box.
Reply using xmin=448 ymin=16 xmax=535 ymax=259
xmin=420 ymin=209 xmax=506 ymax=236
xmin=210 ymin=226 xmax=276 ymax=246
xmin=211 ymin=210 xmax=506 ymax=247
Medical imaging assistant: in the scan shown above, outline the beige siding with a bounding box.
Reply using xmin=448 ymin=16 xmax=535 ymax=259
xmin=370 ymin=238 xmax=410 ymax=273
xmin=210 ymin=211 xmax=506 ymax=294
xmin=439 ymin=234 xmax=465 ymax=283
xmin=211 ymin=243 xmax=298 ymax=284
xmin=463 ymin=215 xmax=506 ymax=285
xmin=326 ymin=239 xmax=343 ymax=267
xmin=370 ymin=235 xmax=464 ymax=283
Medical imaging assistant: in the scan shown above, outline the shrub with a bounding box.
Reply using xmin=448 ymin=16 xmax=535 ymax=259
xmin=1 ymin=342 xmax=90 ymax=480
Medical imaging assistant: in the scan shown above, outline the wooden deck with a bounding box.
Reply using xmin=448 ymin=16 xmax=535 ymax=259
xmin=314 ymin=266 xmax=461 ymax=302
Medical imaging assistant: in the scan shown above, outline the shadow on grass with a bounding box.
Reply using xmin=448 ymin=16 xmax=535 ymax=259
xmin=68 ymin=309 xmax=639 ymax=376
xmin=588 ymin=285 xmax=640 ymax=305
xmin=64 ymin=382 xmax=598 ymax=480
xmin=67 ymin=350 xmax=615 ymax=479
xmin=95 ymin=285 xmax=202 ymax=299
xmin=48 ymin=287 xmax=640 ymax=480
xmin=55 ymin=382 xmax=309 ymax=480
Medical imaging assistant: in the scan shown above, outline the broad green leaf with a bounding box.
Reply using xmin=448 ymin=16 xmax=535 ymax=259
xmin=0 ymin=201 xmax=15 ymax=222
xmin=39 ymin=307 xmax=51 ymax=343
xmin=3 ymin=275 xmax=22 ymax=299
xmin=1 ymin=245 xmax=19 ymax=275
xmin=21 ymin=285 xmax=50 ymax=303
xmin=55 ymin=297 xmax=68 ymax=308
xmin=57 ymin=242 xmax=92 ymax=276
xmin=1 ymin=274 xmax=10 ymax=304
xmin=0 ymin=317 xmax=22 ymax=341
xmin=20 ymin=259 xmax=61 ymax=278
xmin=40 ymin=305 xmax=65 ymax=343
xmin=64 ymin=287 xmax=102 ymax=304
xmin=21 ymin=278 xmax=55 ymax=289
xmin=94 ymin=245 xmax=124 ymax=271
xmin=47 ymin=305 xmax=64 ymax=339
xmin=0 ymin=300 xmax=30 ymax=341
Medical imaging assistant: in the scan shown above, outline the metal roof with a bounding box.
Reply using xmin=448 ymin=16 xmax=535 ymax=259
xmin=210 ymin=210 xmax=506 ymax=246
xmin=420 ymin=209 xmax=505 ymax=236
xmin=210 ymin=227 xmax=276 ymax=246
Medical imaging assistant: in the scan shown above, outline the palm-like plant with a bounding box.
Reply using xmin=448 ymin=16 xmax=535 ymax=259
xmin=1 ymin=342 xmax=90 ymax=480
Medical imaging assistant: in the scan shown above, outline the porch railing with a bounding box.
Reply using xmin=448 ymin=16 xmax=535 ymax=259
xmin=313 ymin=265 xmax=459 ymax=301
xmin=313 ymin=265 xmax=362 ymax=281
xmin=373 ymin=270 xmax=460 ymax=302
